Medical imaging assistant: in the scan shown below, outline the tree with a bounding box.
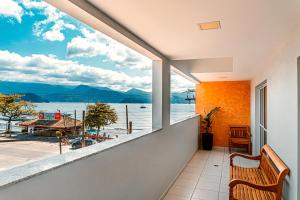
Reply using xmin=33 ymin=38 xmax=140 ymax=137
xmin=85 ymin=103 xmax=118 ymax=139
xmin=0 ymin=94 xmax=36 ymax=137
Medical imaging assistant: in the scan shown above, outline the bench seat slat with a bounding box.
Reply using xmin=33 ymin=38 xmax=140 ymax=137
xmin=232 ymin=166 xmax=270 ymax=185
xmin=234 ymin=185 xmax=276 ymax=200
xmin=231 ymin=166 xmax=276 ymax=200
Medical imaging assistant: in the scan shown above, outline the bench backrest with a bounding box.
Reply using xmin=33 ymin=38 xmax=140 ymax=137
xmin=259 ymin=145 xmax=289 ymax=196
xmin=229 ymin=126 xmax=250 ymax=138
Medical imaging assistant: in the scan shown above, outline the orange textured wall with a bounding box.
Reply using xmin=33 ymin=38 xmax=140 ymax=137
xmin=196 ymin=81 xmax=250 ymax=147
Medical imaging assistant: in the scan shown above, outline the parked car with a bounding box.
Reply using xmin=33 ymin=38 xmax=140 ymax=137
xmin=71 ymin=138 xmax=96 ymax=149
xmin=69 ymin=137 xmax=81 ymax=144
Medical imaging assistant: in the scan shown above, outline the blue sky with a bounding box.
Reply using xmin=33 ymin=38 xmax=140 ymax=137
xmin=0 ymin=0 xmax=193 ymax=92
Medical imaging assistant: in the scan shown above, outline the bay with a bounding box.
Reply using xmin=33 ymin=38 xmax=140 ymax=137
xmin=0 ymin=103 xmax=195 ymax=132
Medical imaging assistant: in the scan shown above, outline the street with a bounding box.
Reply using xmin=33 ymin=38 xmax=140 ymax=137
xmin=0 ymin=140 xmax=70 ymax=171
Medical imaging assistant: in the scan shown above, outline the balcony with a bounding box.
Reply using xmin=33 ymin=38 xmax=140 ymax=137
xmin=0 ymin=0 xmax=299 ymax=200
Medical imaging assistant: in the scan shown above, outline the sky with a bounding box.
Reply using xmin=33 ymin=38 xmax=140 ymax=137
xmin=0 ymin=0 xmax=194 ymax=92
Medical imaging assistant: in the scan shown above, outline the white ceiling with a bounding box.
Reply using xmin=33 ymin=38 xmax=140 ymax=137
xmin=86 ymin=0 xmax=300 ymax=82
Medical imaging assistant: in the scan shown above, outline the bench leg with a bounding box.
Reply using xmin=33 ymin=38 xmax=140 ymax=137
xmin=248 ymin=143 xmax=251 ymax=154
xmin=229 ymin=186 xmax=234 ymax=200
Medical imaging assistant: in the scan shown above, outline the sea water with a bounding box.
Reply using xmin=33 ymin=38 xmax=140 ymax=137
xmin=0 ymin=103 xmax=195 ymax=132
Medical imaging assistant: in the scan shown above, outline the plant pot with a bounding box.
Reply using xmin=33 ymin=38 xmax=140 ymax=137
xmin=202 ymin=133 xmax=213 ymax=150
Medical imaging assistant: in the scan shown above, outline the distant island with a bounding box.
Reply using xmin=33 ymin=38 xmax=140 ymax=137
xmin=0 ymin=81 xmax=191 ymax=104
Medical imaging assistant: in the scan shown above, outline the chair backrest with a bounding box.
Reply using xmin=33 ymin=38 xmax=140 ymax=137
xmin=229 ymin=126 xmax=250 ymax=138
xmin=259 ymin=145 xmax=289 ymax=198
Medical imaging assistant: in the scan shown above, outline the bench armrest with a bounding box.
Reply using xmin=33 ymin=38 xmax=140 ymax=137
xmin=229 ymin=179 xmax=278 ymax=192
xmin=230 ymin=153 xmax=261 ymax=166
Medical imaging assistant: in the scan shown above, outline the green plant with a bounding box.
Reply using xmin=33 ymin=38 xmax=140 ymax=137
xmin=85 ymin=103 xmax=118 ymax=138
xmin=202 ymin=107 xmax=221 ymax=134
xmin=0 ymin=94 xmax=36 ymax=136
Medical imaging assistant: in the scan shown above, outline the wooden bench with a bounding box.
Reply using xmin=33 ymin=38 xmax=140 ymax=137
xmin=228 ymin=126 xmax=251 ymax=154
xmin=229 ymin=145 xmax=289 ymax=200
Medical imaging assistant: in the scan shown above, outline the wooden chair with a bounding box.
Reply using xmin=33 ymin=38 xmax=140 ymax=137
xmin=228 ymin=125 xmax=251 ymax=154
xmin=229 ymin=144 xmax=289 ymax=200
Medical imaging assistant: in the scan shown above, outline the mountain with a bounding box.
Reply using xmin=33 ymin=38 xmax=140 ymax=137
xmin=71 ymin=85 xmax=112 ymax=94
xmin=172 ymin=92 xmax=188 ymax=104
xmin=20 ymin=93 xmax=49 ymax=103
xmin=0 ymin=81 xmax=191 ymax=103
xmin=121 ymin=88 xmax=151 ymax=103
xmin=45 ymin=85 xmax=126 ymax=103
xmin=125 ymin=88 xmax=149 ymax=96
xmin=0 ymin=81 xmax=73 ymax=96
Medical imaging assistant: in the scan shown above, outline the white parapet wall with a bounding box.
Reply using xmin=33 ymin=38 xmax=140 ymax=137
xmin=0 ymin=115 xmax=199 ymax=200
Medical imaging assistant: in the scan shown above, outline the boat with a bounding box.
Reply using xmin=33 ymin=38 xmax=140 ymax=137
xmin=140 ymin=105 xmax=147 ymax=109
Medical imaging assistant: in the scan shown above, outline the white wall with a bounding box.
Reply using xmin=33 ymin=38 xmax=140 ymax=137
xmin=0 ymin=116 xmax=199 ymax=200
xmin=250 ymin=27 xmax=300 ymax=200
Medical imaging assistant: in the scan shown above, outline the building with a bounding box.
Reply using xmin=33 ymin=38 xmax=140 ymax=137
xmin=18 ymin=114 xmax=82 ymax=137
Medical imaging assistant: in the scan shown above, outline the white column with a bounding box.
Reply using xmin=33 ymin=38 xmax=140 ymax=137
xmin=152 ymin=59 xmax=170 ymax=130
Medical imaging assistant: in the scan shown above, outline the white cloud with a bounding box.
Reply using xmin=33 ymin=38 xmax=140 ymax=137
xmin=171 ymin=72 xmax=195 ymax=93
xmin=0 ymin=0 xmax=75 ymax=41
xmin=43 ymin=29 xmax=64 ymax=41
xmin=0 ymin=0 xmax=24 ymax=23
xmin=30 ymin=4 xmax=75 ymax=42
xmin=0 ymin=50 xmax=151 ymax=91
xmin=13 ymin=0 xmax=75 ymax=42
xmin=67 ymin=28 xmax=152 ymax=70
xmin=42 ymin=20 xmax=75 ymax=41
xmin=20 ymin=0 xmax=48 ymax=10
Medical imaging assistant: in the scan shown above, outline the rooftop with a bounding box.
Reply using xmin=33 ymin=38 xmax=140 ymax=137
xmin=18 ymin=116 xmax=82 ymax=129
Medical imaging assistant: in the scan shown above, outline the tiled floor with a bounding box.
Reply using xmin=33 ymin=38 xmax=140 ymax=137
xmin=163 ymin=147 xmax=259 ymax=200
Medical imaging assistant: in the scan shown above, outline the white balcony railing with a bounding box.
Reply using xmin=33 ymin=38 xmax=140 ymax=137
xmin=0 ymin=115 xmax=199 ymax=200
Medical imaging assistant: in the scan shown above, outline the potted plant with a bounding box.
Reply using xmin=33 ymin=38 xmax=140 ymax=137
xmin=201 ymin=107 xmax=221 ymax=150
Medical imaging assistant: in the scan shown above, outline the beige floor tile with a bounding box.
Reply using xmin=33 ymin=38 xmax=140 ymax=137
xmin=181 ymin=170 xmax=201 ymax=177
xmin=168 ymin=185 xmax=194 ymax=198
xmin=176 ymin=175 xmax=199 ymax=182
xmin=174 ymin=178 xmax=198 ymax=188
xmin=221 ymin=167 xmax=230 ymax=178
xmin=202 ymin=170 xmax=222 ymax=177
xmin=183 ymin=166 xmax=203 ymax=174
xmin=178 ymin=172 xmax=200 ymax=181
xmin=221 ymin=177 xmax=230 ymax=185
xmin=192 ymin=189 xmax=219 ymax=200
xmin=199 ymin=175 xmax=221 ymax=183
xmin=222 ymin=158 xmax=230 ymax=166
xmin=187 ymin=162 xmax=206 ymax=169
xmin=163 ymin=193 xmax=191 ymax=200
xmin=197 ymin=179 xmax=219 ymax=186
xmin=219 ymin=192 xmax=229 ymax=200
xmin=221 ymin=172 xmax=230 ymax=178
xmin=195 ymin=181 xmax=220 ymax=192
xmin=219 ymin=183 xmax=229 ymax=193
xmin=204 ymin=166 xmax=222 ymax=172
